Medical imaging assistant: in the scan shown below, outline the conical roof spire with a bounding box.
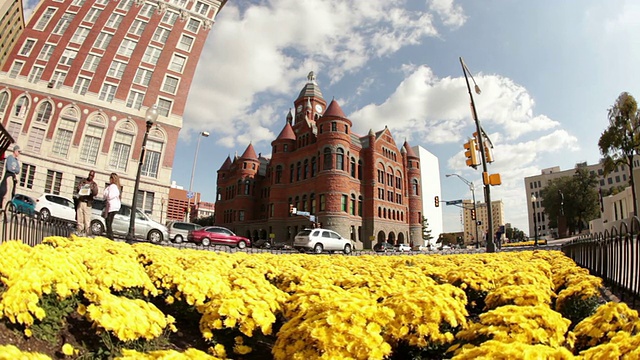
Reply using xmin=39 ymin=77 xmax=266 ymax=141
xmin=240 ymin=143 xmax=258 ymax=160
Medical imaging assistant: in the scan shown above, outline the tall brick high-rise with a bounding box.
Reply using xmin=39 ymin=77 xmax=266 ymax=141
xmin=0 ymin=0 xmax=226 ymax=221
xmin=215 ymin=72 xmax=424 ymax=249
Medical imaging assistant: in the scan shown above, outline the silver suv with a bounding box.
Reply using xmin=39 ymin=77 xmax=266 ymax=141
xmin=167 ymin=221 xmax=202 ymax=243
xmin=90 ymin=199 xmax=168 ymax=243
xmin=294 ymin=228 xmax=354 ymax=254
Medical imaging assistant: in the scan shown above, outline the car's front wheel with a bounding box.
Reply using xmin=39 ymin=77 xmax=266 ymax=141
xmin=148 ymin=230 xmax=162 ymax=243
xmin=343 ymin=244 xmax=352 ymax=254
xmin=201 ymin=237 xmax=211 ymax=246
xmin=313 ymin=243 xmax=323 ymax=254
xmin=237 ymin=240 xmax=247 ymax=249
xmin=90 ymin=220 xmax=104 ymax=235
xmin=174 ymin=235 xmax=183 ymax=244
xmin=40 ymin=208 xmax=51 ymax=221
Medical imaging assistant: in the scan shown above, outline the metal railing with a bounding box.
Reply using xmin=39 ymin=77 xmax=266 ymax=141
xmin=562 ymin=217 xmax=640 ymax=308
xmin=0 ymin=210 xmax=73 ymax=245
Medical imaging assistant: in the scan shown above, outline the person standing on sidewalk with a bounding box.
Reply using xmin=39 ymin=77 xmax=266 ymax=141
xmin=103 ymin=173 xmax=121 ymax=240
xmin=0 ymin=145 xmax=21 ymax=210
xmin=76 ymin=170 xmax=98 ymax=236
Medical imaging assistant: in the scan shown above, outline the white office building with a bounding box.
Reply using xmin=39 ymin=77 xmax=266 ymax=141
xmin=413 ymin=145 xmax=443 ymax=244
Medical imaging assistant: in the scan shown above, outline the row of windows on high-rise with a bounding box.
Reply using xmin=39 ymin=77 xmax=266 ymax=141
xmin=0 ymin=93 xmax=165 ymax=178
xmin=8 ymin=0 xmax=207 ymax=116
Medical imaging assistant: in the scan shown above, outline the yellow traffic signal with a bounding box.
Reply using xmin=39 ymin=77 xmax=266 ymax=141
xmin=434 ymin=196 xmax=440 ymax=207
xmin=482 ymin=172 xmax=502 ymax=186
xmin=484 ymin=141 xmax=494 ymax=163
xmin=470 ymin=209 xmax=476 ymax=220
xmin=464 ymin=139 xmax=480 ymax=168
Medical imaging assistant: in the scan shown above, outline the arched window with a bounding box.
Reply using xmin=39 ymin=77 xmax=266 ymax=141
xmin=244 ymin=180 xmax=250 ymax=195
xmin=296 ymin=161 xmax=301 ymax=181
xmin=275 ymin=165 xmax=282 ymax=184
xmin=304 ymin=159 xmax=309 ymax=179
xmin=0 ymin=91 xmax=9 ymax=114
xmin=217 ymin=188 xmax=222 ymax=201
xmin=357 ymin=160 xmax=363 ymax=180
xmin=323 ymin=148 xmax=332 ymax=170
xmin=14 ymin=96 xmax=29 ymax=117
xmin=311 ymin=157 xmax=317 ymax=177
xmin=294 ymin=196 xmax=299 ymax=210
xmin=302 ymin=195 xmax=307 ymax=211
xmin=336 ymin=148 xmax=344 ymax=170
xmin=237 ymin=180 xmax=242 ymax=195
xmin=358 ymin=196 xmax=363 ymax=216
xmin=290 ymin=164 xmax=294 ymax=183
xmin=412 ymin=179 xmax=419 ymax=196
xmin=350 ymin=157 xmax=356 ymax=177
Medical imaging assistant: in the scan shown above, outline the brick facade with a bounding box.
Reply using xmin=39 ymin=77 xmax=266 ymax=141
xmin=215 ymin=72 xmax=423 ymax=250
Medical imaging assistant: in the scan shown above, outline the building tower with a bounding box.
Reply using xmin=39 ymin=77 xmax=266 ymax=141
xmin=215 ymin=72 xmax=424 ymax=250
xmin=0 ymin=0 xmax=226 ymax=221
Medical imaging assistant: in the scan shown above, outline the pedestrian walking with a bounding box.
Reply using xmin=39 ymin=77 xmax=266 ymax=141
xmin=0 ymin=145 xmax=21 ymax=210
xmin=75 ymin=170 xmax=98 ymax=236
xmin=103 ymin=173 xmax=121 ymax=240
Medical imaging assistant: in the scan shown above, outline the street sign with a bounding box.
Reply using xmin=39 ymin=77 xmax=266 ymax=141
xmin=445 ymin=199 xmax=462 ymax=205
xmin=296 ymin=211 xmax=311 ymax=217
xmin=309 ymin=215 xmax=316 ymax=222
xmin=186 ymin=191 xmax=195 ymax=199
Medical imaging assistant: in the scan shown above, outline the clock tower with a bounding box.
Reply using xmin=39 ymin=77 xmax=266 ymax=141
xmin=293 ymin=71 xmax=327 ymax=127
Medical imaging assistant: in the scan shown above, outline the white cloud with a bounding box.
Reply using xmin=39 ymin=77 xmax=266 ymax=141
xmin=428 ymin=0 xmax=467 ymax=28
xmin=183 ymin=0 xmax=457 ymax=145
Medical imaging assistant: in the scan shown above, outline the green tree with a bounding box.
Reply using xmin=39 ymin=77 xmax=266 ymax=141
xmin=506 ymin=227 xmax=525 ymax=241
xmin=540 ymin=167 xmax=600 ymax=234
xmin=598 ymin=92 xmax=640 ymax=216
xmin=421 ymin=216 xmax=434 ymax=242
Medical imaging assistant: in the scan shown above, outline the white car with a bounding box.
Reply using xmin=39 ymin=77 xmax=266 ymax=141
xmin=35 ymin=193 xmax=77 ymax=223
xmin=394 ymin=243 xmax=412 ymax=252
xmin=294 ymin=228 xmax=354 ymax=254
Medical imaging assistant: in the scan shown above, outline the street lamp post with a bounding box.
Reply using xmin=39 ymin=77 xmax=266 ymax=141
xmin=446 ymin=173 xmax=479 ymax=249
xmin=531 ymin=194 xmax=538 ymax=247
xmin=126 ymin=105 xmax=158 ymax=242
xmin=186 ymin=131 xmax=209 ymax=222
xmin=460 ymin=56 xmax=495 ymax=253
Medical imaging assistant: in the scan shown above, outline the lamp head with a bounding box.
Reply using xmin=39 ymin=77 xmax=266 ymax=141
xmin=474 ymin=84 xmax=481 ymax=95
xmin=201 ymin=131 xmax=210 ymax=137
xmin=145 ymin=104 xmax=159 ymax=123
xmin=445 ymin=174 xmax=453 ymax=177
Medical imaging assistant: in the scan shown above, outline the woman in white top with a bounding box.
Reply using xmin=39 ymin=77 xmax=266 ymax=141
xmin=103 ymin=173 xmax=122 ymax=240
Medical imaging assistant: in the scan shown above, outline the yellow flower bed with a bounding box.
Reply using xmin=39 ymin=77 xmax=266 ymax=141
xmin=0 ymin=238 xmax=632 ymax=359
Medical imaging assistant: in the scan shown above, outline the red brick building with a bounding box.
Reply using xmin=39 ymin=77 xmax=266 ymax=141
xmin=0 ymin=0 xmax=226 ymax=222
xmin=215 ymin=72 xmax=423 ymax=250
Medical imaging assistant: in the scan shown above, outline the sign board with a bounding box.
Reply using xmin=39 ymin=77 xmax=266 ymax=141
xmin=309 ymin=215 xmax=316 ymax=222
xmin=445 ymin=199 xmax=463 ymax=205
xmin=296 ymin=211 xmax=311 ymax=217
xmin=269 ymin=233 xmax=275 ymax=239
xmin=186 ymin=191 xmax=195 ymax=199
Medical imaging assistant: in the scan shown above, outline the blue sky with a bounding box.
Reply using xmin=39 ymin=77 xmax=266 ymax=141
xmin=22 ymin=0 xmax=640 ymax=234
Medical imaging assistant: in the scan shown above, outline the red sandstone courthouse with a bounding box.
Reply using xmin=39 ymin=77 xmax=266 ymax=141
xmin=215 ymin=72 xmax=423 ymax=250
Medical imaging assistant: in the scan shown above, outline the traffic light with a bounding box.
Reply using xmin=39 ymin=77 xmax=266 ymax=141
xmin=484 ymin=142 xmax=494 ymax=163
xmin=434 ymin=196 xmax=439 ymax=207
xmin=482 ymin=172 xmax=502 ymax=186
xmin=470 ymin=209 xmax=476 ymax=220
xmin=464 ymin=138 xmax=480 ymax=168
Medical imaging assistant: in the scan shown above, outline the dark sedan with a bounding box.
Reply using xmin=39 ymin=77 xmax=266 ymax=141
xmin=373 ymin=242 xmax=395 ymax=253
xmin=187 ymin=226 xmax=252 ymax=249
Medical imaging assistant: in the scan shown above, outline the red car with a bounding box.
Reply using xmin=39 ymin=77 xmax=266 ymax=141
xmin=187 ymin=226 xmax=252 ymax=249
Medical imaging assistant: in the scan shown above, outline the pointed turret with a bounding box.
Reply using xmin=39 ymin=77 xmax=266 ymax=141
xmin=403 ymin=141 xmax=418 ymax=158
xmin=297 ymin=71 xmax=324 ymax=100
xmin=220 ymin=155 xmax=232 ymax=170
xmin=286 ymin=109 xmax=293 ymax=125
xmin=274 ymin=122 xmax=296 ymax=142
xmin=323 ymin=99 xmax=347 ymax=119
xmin=241 ymin=143 xmax=258 ymax=160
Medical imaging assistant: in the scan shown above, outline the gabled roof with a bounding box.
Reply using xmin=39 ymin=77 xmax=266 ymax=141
xmin=220 ymin=156 xmax=232 ymax=170
xmin=323 ymin=99 xmax=346 ymax=118
xmin=240 ymin=143 xmax=258 ymax=160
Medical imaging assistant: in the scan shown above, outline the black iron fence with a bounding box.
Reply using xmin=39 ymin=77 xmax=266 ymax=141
xmin=0 ymin=210 xmax=73 ymax=245
xmin=562 ymin=218 xmax=640 ymax=309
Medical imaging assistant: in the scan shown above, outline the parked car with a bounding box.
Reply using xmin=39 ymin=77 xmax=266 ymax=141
xmin=167 ymin=221 xmax=202 ymax=243
xmin=373 ymin=242 xmax=395 ymax=253
xmin=414 ymin=244 xmax=433 ymax=252
xmin=253 ymin=238 xmax=274 ymax=249
xmin=187 ymin=226 xmax=251 ymax=248
xmin=294 ymin=228 xmax=354 ymax=254
xmin=90 ymin=199 xmax=168 ymax=243
xmin=35 ymin=193 xmax=77 ymax=223
xmin=8 ymin=194 xmax=36 ymax=216
xmin=394 ymin=243 xmax=412 ymax=252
